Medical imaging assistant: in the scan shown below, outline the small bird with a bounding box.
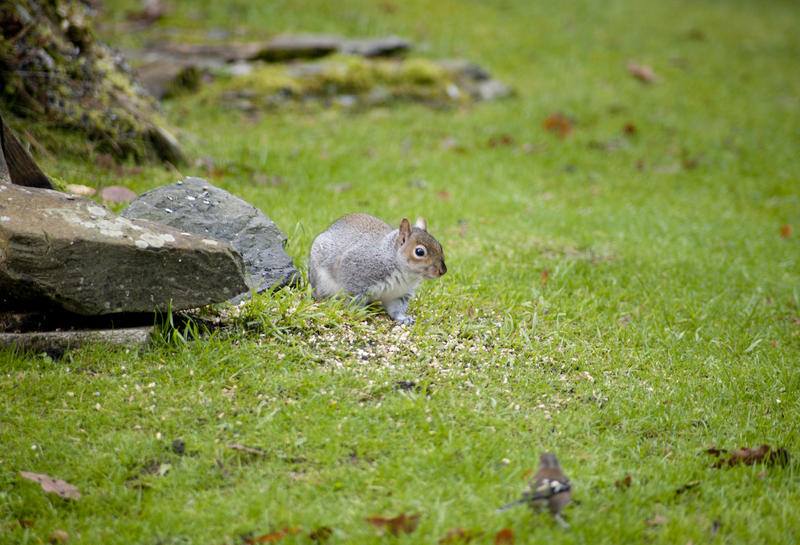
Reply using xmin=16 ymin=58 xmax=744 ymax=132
xmin=497 ymin=452 xmax=572 ymax=528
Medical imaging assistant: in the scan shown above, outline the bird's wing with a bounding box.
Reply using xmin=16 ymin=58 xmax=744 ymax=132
xmin=527 ymin=477 xmax=571 ymax=501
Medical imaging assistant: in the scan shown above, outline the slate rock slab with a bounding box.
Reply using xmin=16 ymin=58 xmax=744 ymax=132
xmin=121 ymin=178 xmax=299 ymax=298
xmin=0 ymin=327 xmax=153 ymax=357
xmin=0 ymin=183 xmax=249 ymax=314
xmin=255 ymin=34 xmax=343 ymax=62
xmin=339 ymin=36 xmax=411 ymax=57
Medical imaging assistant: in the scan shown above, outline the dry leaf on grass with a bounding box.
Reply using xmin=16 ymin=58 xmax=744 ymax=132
xmin=66 ymin=184 xmax=96 ymax=197
xmin=615 ymin=474 xmax=632 ymax=489
xmin=494 ymin=527 xmax=515 ymax=544
xmin=705 ymin=444 xmax=790 ymax=468
xmin=309 ymin=526 xmax=333 ymax=542
xmin=627 ymin=61 xmax=658 ymax=83
xmin=436 ymin=190 xmax=452 ymax=201
xmin=438 ymin=527 xmax=483 ymax=544
xmin=366 ymin=513 xmax=420 ymax=536
xmin=780 ymin=225 xmax=792 ymax=238
xmin=243 ymin=526 xmax=300 ymax=544
xmin=19 ymin=471 xmax=81 ymax=500
xmin=543 ymin=113 xmax=574 ymax=138
xmin=48 ymin=529 xmax=69 ymax=543
xmin=488 ymin=134 xmax=515 ymax=148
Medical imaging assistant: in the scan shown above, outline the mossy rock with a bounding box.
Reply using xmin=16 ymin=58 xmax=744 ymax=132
xmin=0 ymin=0 xmax=183 ymax=164
xmin=206 ymin=55 xmax=464 ymax=110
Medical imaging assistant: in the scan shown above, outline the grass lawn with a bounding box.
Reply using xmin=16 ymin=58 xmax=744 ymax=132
xmin=2 ymin=0 xmax=799 ymax=543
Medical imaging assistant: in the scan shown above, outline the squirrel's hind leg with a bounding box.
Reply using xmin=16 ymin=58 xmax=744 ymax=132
xmin=384 ymin=294 xmax=415 ymax=325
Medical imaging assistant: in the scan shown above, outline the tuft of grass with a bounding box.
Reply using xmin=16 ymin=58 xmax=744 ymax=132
xmin=3 ymin=0 xmax=799 ymax=543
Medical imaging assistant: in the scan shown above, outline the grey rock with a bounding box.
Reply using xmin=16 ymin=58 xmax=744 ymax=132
xmin=333 ymin=94 xmax=358 ymax=108
xmin=437 ymin=59 xmax=491 ymax=82
xmin=256 ymin=34 xmax=342 ymax=62
xmin=121 ymin=178 xmax=299 ymax=298
xmin=0 ymin=184 xmax=249 ymax=315
xmin=476 ymin=79 xmax=512 ymax=101
xmin=340 ymin=36 xmax=411 ymax=57
xmin=0 ymin=326 xmax=153 ymax=355
xmin=141 ymin=41 xmax=268 ymax=63
xmin=436 ymin=60 xmax=511 ymax=101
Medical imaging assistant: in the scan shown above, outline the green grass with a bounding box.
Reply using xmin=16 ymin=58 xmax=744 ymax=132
xmin=2 ymin=0 xmax=800 ymax=543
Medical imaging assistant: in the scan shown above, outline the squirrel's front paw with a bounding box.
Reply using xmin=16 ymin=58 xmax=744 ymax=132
xmin=394 ymin=315 xmax=415 ymax=325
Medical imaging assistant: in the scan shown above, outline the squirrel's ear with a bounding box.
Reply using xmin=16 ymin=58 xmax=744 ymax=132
xmin=415 ymin=217 xmax=428 ymax=231
xmin=399 ymin=218 xmax=411 ymax=243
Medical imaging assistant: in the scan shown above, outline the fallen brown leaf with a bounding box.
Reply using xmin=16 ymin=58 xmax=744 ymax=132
xmin=780 ymin=224 xmax=792 ymax=238
xmin=540 ymin=269 xmax=550 ymax=286
xmin=436 ymin=190 xmax=452 ymax=201
xmin=705 ymin=444 xmax=790 ymax=468
xmin=488 ymin=134 xmax=515 ymax=148
xmin=438 ymin=527 xmax=483 ymax=544
xmin=627 ymin=61 xmax=657 ymax=83
xmin=66 ymin=184 xmax=96 ymax=197
xmin=615 ymin=474 xmax=632 ymax=489
xmin=49 ymin=529 xmax=69 ymax=543
xmin=19 ymin=471 xmax=81 ymax=500
xmin=309 ymin=526 xmax=333 ymax=542
xmin=244 ymin=527 xmax=301 ymax=544
xmin=543 ymin=113 xmax=573 ymax=138
xmin=494 ymin=527 xmax=514 ymax=545
xmin=622 ymin=122 xmax=637 ymax=135
xmin=366 ymin=513 xmax=420 ymax=536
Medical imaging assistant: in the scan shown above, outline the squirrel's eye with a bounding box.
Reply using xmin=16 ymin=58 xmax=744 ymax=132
xmin=414 ymin=246 xmax=426 ymax=257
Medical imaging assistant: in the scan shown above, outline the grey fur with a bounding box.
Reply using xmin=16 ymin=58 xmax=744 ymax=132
xmin=309 ymin=213 xmax=446 ymax=324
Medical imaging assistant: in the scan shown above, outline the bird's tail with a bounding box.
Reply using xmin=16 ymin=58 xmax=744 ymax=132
xmin=495 ymin=498 xmax=527 ymax=513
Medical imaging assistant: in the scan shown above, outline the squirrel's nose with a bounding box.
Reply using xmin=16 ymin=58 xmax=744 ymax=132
xmin=439 ymin=262 xmax=447 ymax=276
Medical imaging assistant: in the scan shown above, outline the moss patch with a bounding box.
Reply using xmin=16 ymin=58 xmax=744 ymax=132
xmin=204 ymin=55 xmax=467 ymax=110
xmin=0 ymin=0 xmax=182 ymax=163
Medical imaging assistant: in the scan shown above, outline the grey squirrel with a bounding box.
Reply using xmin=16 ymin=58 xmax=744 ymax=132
xmin=309 ymin=213 xmax=447 ymax=324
